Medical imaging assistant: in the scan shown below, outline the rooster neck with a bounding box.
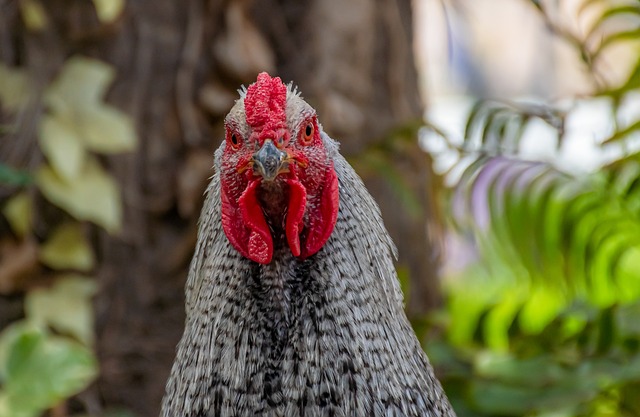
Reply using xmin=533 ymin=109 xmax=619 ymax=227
xmin=247 ymin=249 xmax=316 ymax=368
xmin=250 ymin=247 xmax=315 ymax=296
xmin=248 ymin=248 xmax=310 ymax=316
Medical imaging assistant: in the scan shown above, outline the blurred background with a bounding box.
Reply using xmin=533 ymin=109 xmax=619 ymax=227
xmin=2 ymin=0 xmax=640 ymax=416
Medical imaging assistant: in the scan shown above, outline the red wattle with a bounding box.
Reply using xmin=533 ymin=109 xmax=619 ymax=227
xmin=221 ymin=184 xmax=246 ymax=258
xmin=238 ymin=180 xmax=273 ymax=264
xmin=285 ymin=179 xmax=307 ymax=257
xmin=300 ymin=163 xmax=339 ymax=259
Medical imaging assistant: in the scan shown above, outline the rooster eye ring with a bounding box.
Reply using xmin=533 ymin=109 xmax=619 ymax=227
xmin=229 ymin=132 xmax=242 ymax=149
xmin=300 ymin=122 xmax=314 ymax=145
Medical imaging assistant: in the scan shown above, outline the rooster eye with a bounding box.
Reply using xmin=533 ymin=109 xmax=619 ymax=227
xmin=300 ymin=122 xmax=314 ymax=145
xmin=229 ymin=132 xmax=242 ymax=149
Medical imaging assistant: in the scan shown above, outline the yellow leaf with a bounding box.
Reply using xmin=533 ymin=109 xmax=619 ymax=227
xmin=2 ymin=193 xmax=32 ymax=238
xmin=39 ymin=223 xmax=95 ymax=271
xmin=25 ymin=275 xmax=97 ymax=345
xmin=92 ymin=0 xmax=125 ymax=23
xmin=20 ymin=0 xmax=48 ymax=31
xmin=78 ymin=105 xmax=137 ymax=153
xmin=36 ymin=159 xmax=122 ymax=232
xmin=42 ymin=57 xmax=137 ymax=156
xmin=0 ymin=65 xmax=29 ymax=111
xmin=38 ymin=114 xmax=86 ymax=180
xmin=45 ymin=56 xmax=115 ymax=113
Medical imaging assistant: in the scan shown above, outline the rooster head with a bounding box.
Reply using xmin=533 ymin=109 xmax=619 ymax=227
xmin=220 ymin=72 xmax=339 ymax=264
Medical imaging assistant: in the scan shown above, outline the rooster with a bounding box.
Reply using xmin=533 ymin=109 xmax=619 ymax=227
xmin=161 ymin=73 xmax=456 ymax=417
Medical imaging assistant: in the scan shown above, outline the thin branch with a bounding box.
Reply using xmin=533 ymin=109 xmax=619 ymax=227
xmin=176 ymin=0 xmax=205 ymax=147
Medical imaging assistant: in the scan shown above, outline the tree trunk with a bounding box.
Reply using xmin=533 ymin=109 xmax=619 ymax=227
xmin=0 ymin=0 xmax=442 ymax=415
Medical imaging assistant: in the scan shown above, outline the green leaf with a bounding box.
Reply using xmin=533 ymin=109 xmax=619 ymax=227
xmin=445 ymin=263 xmax=506 ymax=347
xmin=586 ymin=5 xmax=640 ymax=40
xmin=0 ymin=164 xmax=32 ymax=186
xmin=43 ymin=57 xmax=137 ymax=155
xmin=0 ymin=322 xmax=38 ymax=380
xmin=519 ymin=286 xmax=566 ymax=335
xmin=38 ymin=114 xmax=86 ymax=181
xmin=469 ymin=378 xmax=596 ymax=415
xmin=45 ymin=57 xmax=115 ymax=112
xmin=456 ymin=157 xmax=640 ymax=307
xmin=2 ymin=193 xmax=32 ymax=238
xmin=19 ymin=0 xmax=48 ymax=31
xmin=618 ymin=248 xmax=640 ymax=306
xmin=602 ymin=120 xmax=640 ymax=145
xmin=92 ymin=0 xmax=125 ymax=23
xmin=622 ymin=55 xmax=640 ymax=92
xmin=0 ymin=65 xmax=29 ymax=111
xmin=396 ymin=265 xmax=410 ymax=298
xmin=36 ymin=158 xmax=122 ymax=232
xmin=474 ymin=352 xmax=567 ymax=386
xmin=484 ymin=287 xmax=523 ymax=351
xmin=593 ymin=29 xmax=640 ymax=62
xmin=596 ymin=307 xmax=616 ymax=354
xmin=78 ymin=105 xmax=137 ymax=153
xmin=39 ymin=223 xmax=95 ymax=271
xmin=25 ymin=276 xmax=97 ymax=345
xmin=0 ymin=323 xmax=97 ymax=417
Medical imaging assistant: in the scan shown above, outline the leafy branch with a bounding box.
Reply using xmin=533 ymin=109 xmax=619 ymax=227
xmin=0 ymin=55 xmax=138 ymax=416
xmin=425 ymin=2 xmax=640 ymax=416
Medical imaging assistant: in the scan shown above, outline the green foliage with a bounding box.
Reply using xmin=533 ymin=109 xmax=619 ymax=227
xmin=463 ymin=101 xmax=564 ymax=155
xmin=1 ymin=56 xmax=137 ymax=231
xmin=429 ymin=155 xmax=640 ymax=415
xmin=452 ymin=156 xmax=640 ymax=308
xmin=43 ymin=56 xmax=136 ymax=156
xmin=0 ymin=277 xmax=99 ymax=417
xmin=2 ymin=193 xmax=32 ymax=238
xmin=0 ymin=164 xmax=32 ymax=187
xmin=423 ymin=1 xmax=640 ymax=416
xmin=91 ymin=0 xmax=125 ymax=23
xmin=39 ymin=224 xmax=95 ymax=272
xmin=0 ymin=52 xmax=136 ymax=415
xmin=33 ymin=56 xmax=137 ymax=232
xmin=36 ymin=158 xmax=123 ymax=233
xmin=429 ymin=297 xmax=640 ymax=417
xmin=25 ymin=276 xmax=98 ymax=347
xmin=18 ymin=0 xmax=48 ymax=31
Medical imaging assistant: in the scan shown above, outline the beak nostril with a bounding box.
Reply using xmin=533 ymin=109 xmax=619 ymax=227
xmin=265 ymin=159 xmax=276 ymax=171
xmin=252 ymin=139 xmax=287 ymax=181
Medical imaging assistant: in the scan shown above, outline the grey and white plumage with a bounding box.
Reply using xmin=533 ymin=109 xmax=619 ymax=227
xmin=161 ymin=83 xmax=456 ymax=417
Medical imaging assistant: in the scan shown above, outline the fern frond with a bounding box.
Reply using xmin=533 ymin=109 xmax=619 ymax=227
xmin=452 ymin=155 xmax=640 ymax=307
xmin=462 ymin=100 xmax=565 ymax=155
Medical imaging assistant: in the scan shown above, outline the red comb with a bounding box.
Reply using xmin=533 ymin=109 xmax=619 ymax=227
xmin=244 ymin=72 xmax=287 ymax=134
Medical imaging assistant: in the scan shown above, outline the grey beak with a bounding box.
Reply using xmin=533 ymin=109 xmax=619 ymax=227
xmin=252 ymin=139 xmax=287 ymax=181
